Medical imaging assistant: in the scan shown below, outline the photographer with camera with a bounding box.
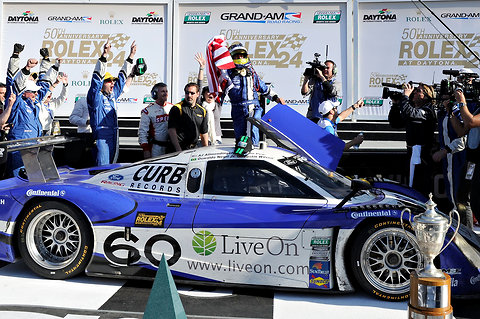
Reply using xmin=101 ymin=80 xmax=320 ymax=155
xmin=387 ymin=82 xmax=437 ymax=197
xmin=301 ymin=54 xmax=339 ymax=124
xmin=449 ymin=88 xmax=480 ymax=226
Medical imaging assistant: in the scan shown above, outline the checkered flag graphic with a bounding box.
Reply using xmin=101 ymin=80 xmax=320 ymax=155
xmin=109 ymin=33 xmax=130 ymax=49
xmin=280 ymin=34 xmax=306 ymax=51
xmin=468 ymin=34 xmax=480 ymax=47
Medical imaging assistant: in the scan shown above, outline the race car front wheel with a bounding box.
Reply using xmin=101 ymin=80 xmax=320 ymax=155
xmin=349 ymin=220 xmax=422 ymax=301
xmin=17 ymin=201 xmax=93 ymax=279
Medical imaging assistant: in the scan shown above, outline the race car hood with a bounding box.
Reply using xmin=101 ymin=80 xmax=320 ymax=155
xmin=249 ymin=104 xmax=345 ymax=171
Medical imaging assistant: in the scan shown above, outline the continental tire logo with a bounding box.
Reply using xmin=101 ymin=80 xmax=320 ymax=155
xmin=192 ymin=230 xmax=217 ymax=256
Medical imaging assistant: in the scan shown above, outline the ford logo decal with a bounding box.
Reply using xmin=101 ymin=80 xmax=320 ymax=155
xmin=108 ymin=174 xmax=124 ymax=181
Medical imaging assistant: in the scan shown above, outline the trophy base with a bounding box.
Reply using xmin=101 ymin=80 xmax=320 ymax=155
xmin=408 ymin=272 xmax=452 ymax=318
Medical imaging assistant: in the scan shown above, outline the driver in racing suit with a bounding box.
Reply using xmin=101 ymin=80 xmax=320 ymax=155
xmin=138 ymin=82 xmax=173 ymax=158
xmin=87 ymin=40 xmax=136 ymax=166
xmin=222 ymin=43 xmax=285 ymax=146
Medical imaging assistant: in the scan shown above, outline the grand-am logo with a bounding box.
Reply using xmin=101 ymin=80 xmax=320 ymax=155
xmin=184 ymin=11 xmax=211 ymax=24
xmin=117 ymin=97 xmax=138 ymax=103
xmin=8 ymin=11 xmax=39 ymax=23
xmin=48 ymin=16 xmax=92 ymax=23
xmin=26 ymin=189 xmax=66 ymax=197
xmin=441 ymin=12 xmax=480 ymax=19
xmin=398 ymin=28 xmax=480 ymax=68
xmin=132 ymin=12 xmax=164 ymax=24
xmin=363 ymin=8 xmax=396 ymax=22
xmin=220 ymin=29 xmax=306 ymax=68
xmin=350 ymin=210 xmax=395 ymax=219
xmin=41 ymin=30 xmax=131 ymax=66
xmin=221 ymin=12 xmax=301 ymax=24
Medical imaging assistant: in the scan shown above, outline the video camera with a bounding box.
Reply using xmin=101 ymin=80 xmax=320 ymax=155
xmin=435 ymin=69 xmax=480 ymax=101
xmin=304 ymin=53 xmax=327 ymax=77
xmin=381 ymin=81 xmax=421 ymax=100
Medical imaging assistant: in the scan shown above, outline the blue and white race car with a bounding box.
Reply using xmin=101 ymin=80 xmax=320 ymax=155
xmin=0 ymin=106 xmax=479 ymax=302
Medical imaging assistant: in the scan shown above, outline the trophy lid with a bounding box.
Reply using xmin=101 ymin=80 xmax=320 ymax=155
xmin=413 ymin=193 xmax=447 ymax=225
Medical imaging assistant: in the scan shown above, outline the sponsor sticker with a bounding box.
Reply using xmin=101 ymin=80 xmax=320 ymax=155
xmin=26 ymin=189 xmax=65 ymax=197
xmin=313 ymin=10 xmax=341 ymax=24
xmin=192 ymin=230 xmax=217 ymax=256
xmin=108 ymin=174 xmax=124 ymax=181
xmin=350 ymin=210 xmax=395 ymax=219
xmin=134 ymin=212 xmax=166 ymax=227
xmin=184 ymin=11 xmax=211 ymax=24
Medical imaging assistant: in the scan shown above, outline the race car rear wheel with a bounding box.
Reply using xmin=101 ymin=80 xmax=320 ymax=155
xmin=17 ymin=201 xmax=93 ymax=279
xmin=349 ymin=220 xmax=421 ymax=301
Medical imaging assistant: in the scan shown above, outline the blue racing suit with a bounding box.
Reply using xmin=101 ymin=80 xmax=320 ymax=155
xmin=87 ymin=57 xmax=133 ymax=166
xmin=5 ymin=57 xmax=57 ymax=177
xmin=225 ymin=66 xmax=276 ymax=145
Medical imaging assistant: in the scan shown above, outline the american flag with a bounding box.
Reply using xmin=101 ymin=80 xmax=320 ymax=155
xmin=205 ymin=35 xmax=235 ymax=96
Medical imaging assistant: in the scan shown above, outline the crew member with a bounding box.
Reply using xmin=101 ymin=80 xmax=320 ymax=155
xmin=168 ymin=83 xmax=208 ymax=152
xmin=138 ymin=83 xmax=173 ymax=158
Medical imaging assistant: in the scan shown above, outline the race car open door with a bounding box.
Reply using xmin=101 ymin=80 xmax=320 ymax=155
xmin=249 ymin=104 xmax=345 ymax=171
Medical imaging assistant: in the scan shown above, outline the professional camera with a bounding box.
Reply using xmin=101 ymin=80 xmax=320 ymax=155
xmin=381 ymin=82 xmax=406 ymax=100
xmin=303 ymin=53 xmax=326 ymax=77
xmin=436 ymin=69 xmax=480 ymax=101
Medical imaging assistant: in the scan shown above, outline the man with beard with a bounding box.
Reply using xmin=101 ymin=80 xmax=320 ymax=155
xmin=168 ymin=83 xmax=208 ymax=152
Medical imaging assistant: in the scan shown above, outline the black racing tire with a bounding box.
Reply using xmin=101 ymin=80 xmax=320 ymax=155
xmin=17 ymin=201 xmax=93 ymax=279
xmin=349 ymin=220 xmax=422 ymax=301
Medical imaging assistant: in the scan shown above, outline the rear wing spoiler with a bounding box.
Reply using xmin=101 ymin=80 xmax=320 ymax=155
xmin=0 ymin=135 xmax=76 ymax=183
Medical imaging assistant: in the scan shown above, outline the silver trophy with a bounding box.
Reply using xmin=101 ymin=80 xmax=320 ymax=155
xmin=401 ymin=194 xmax=460 ymax=278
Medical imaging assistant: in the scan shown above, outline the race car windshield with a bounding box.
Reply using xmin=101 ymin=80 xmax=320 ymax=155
xmin=280 ymin=157 xmax=352 ymax=199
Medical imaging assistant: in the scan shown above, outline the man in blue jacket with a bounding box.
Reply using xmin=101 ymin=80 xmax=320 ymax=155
xmin=87 ymin=40 xmax=136 ymax=166
xmin=5 ymin=44 xmax=59 ymax=177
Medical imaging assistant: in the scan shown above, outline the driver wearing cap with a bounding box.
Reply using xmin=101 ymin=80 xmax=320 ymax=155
xmin=318 ymin=98 xmax=365 ymax=150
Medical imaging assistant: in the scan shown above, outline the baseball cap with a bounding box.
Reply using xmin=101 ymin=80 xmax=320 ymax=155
xmin=104 ymin=72 xmax=118 ymax=82
xmin=229 ymin=43 xmax=248 ymax=56
xmin=318 ymin=100 xmax=340 ymax=115
xmin=24 ymin=80 xmax=41 ymax=92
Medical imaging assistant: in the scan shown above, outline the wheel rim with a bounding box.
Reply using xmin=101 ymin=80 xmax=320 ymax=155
xmin=360 ymin=228 xmax=421 ymax=295
xmin=25 ymin=209 xmax=82 ymax=270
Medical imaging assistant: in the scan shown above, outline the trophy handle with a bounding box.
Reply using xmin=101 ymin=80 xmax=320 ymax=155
xmin=439 ymin=209 xmax=461 ymax=255
xmin=400 ymin=208 xmax=412 ymax=238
